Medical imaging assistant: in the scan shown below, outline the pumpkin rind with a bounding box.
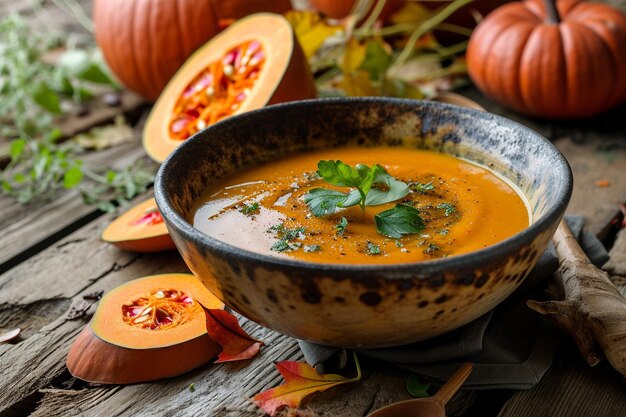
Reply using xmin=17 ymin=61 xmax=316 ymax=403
xmin=101 ymin=197 xmax=175 ymax=253
xmin=66 ymin=274 xmax=225 ymax=384
xmin=93 ymin=0 xmax=292 ymax=101
xmin=467 ymin=0 xmax=626 ymax=118
xmin=143 ymin=13 xmax=316 ymax=163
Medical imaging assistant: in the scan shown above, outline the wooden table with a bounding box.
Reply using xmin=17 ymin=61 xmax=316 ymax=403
xmin=1 ymin=1 xmax=626 ymax=416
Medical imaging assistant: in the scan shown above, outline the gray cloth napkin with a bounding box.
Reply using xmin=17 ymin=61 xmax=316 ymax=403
xmin=298 ymin=216 xmax=610 ymax=390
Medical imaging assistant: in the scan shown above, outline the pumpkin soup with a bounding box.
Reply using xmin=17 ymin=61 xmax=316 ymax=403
xmin=193 ymin=147 xmax=529 ymax=264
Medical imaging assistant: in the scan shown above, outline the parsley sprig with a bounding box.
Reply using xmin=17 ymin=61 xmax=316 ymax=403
xmin=304 ymin=160 xmax=409 ymax=215
xmin=304 ymin=160 xmax=425 ymax=239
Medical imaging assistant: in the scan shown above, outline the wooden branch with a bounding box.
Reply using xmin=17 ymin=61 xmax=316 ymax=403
xmin=527 ymin=220 xmax=626 ymax=376
xmin=604 ymin=227 xmax=626 ymax=277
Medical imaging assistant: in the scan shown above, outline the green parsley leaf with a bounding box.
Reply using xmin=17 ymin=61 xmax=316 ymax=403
xmin=365 ymin=170 xmax=409 ymax=205
xmin=304 ymin=188 xmax=351 ymax=217
xmin=239 ymin=202 xmax=259 ymax=216
xmin=374 ymin=204 xmax=425 ymax=239
xmin=406 ymin=374 xmax=431 ymax=398
xmin=410 ymin=181 xmax=435 ymax=193
xmin=365 ymin=242 xmax=381 ymax=255
xmin=335 ymin=216 xmax=349 ymax=235
xmin=189 ymin=383 xmax=196 ymax=393
xmin=305 ymin=161 xmax=408 ymax=216
xmin=437 ymin=202 xmax=456 ymax=216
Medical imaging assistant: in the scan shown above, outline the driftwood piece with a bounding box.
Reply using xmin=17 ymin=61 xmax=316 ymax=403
xmin=527 ymin=221 xmax=626 ymax=376
xmin=604 ymin=227 xmax=626 ymax=277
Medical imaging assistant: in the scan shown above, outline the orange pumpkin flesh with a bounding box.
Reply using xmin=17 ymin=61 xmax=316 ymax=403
xmin=143 ymin=13 xmax=316 ymax=163
xmin=66 ymin=274 xmax=224 ymax=384
xmin=102 ymin=198 xmax=175 ymax=253
xmin=467 ymin=0 xmax=626 ymax=119
xmin=93 ymin=0 xmax=292 ymax=101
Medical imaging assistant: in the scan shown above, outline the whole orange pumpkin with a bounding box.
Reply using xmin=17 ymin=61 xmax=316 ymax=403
xmin=467 ymin=0 xmax=626 ymax=119
xmin=93 ymin=0 xmax=292 ymax=101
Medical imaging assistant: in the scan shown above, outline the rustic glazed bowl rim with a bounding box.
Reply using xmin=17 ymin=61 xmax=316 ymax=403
xmin=155 ymin=97 xmax=573 ymax=276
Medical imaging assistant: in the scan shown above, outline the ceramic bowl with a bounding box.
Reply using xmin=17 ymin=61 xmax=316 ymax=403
xmin=155 ymin=98 xmax=572 ymax=348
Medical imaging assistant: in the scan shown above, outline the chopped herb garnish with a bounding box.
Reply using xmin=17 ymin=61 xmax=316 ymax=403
xmin=395 ymin=240 xmax=404 ymax=247
xmin=304 ymin=160 xmax=409 ymax=216
xmin=239 ymin=202 xmax=259 ymax=216
xmin=335 ymin=216 xmax=348 ymax=235
xmin=304 ymin=244 xmax=322 ymax=253
xmin=410 ymin=181 xmax=435 ymax=193
xmin=365 ymin=242 xmax=381 ymax=255
xmin=437 ymin=203 xmax=456 ymax=216
xmin=374 ymin=204 xmax=425 ymax=239
xmin=268 ymin=223 xmax=306 ymax=252
xmin=423 ymin=243 xmax=440 ymax=254
xmin=189 ymin=383 xmax=196 ymax=392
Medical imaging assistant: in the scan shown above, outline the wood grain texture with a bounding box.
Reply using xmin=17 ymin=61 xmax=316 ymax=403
xmin=498 ymin=345 xmax=626 ymax=417
xmin=0 ymin=138 xmax=155 ymax=271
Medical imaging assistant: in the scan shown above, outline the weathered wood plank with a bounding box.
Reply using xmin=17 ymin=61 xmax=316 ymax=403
xmin=0 ymin=131 xmax=156 ymax=272
xmin=498 ymin=345 xmax=626 ymax=417
xmin=0 ymin=199 xmax=187 ymax=414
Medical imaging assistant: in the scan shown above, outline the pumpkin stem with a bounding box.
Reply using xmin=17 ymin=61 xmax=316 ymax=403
xmin=544 ymin=0 xmax=561 ymax=24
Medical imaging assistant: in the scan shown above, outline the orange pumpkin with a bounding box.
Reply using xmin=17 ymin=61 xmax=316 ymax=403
xmin=467 ymin=0 xmax=626 ymax=119
xmin=93 ymin=0 xmax=292 ymax=101
xmin=143 ymin=13 xmax=316 ymax=163
xmin=101 ymin=197 xmax=175 ymax=253
xmin=66 ymin=274 xmax=224 ymax=384
xmin=309 ymin=0 xmax=405 ymax=20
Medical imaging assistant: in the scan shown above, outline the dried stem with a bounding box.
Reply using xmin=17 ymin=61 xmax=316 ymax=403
xmin=527 ymin=220 xmax=626 ymax=376
xmin=543 ymin=0 xmax=561 ymax=24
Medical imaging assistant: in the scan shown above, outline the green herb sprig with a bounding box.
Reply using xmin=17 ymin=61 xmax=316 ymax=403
xmin=304 ymin=160 xmax=409 ymax=215
xmin=304 ymin=160 xmax=424 ymax=239
xmin=0 ymin=14 xmax=156 ymax=210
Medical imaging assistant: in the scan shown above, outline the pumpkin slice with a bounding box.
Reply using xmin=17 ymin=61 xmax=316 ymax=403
xmin=102 ymin=197 xmax=174 ymax=252
xmin=66 ymin=273 xmax=224 ymax=384
xmin=143 ymin=13 xmax=316 ymax=163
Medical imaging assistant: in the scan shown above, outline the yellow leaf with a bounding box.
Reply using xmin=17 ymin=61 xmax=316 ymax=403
xmin=339 ymin=70 xmax=378 ymax=96
xmin=285 ymin=11 xmax=343 ymax=59
xmin=339 ymin=38 xmax=366 ymax=74
xmin=389 ymin=2 xmax=433 ymax=25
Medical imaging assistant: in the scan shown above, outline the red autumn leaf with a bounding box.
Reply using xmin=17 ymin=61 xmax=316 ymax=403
xmin=252 ymin=352 xmax=361 ymax=416
xmin=203 ymin=308 xmax=263 ymax=363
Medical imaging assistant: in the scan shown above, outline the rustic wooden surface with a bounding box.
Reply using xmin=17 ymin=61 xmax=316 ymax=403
xmin=1 ymin=1 xmax=626 ymax=416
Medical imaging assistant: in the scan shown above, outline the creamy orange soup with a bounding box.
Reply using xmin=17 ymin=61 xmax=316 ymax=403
xmin=193 ymin=147 xmax=530 ymax=264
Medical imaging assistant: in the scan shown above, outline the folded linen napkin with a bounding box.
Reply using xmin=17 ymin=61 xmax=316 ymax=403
xmin=297 ymin=216 xmax=610 ymax=390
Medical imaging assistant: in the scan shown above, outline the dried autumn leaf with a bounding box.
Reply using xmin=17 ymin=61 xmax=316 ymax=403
xmin=338 ymin=70 xmax=377 ymax=96
xmin=253 ymin=352 xmax=361 ymax=416
xmin=285 ymin=11 xmax=343 ymax=59
xmin=340 ymin=38 xmax=366 ymax=74
xmin=389 ymin=2 xmax=433 ymax=25
xmin=74 ymin=115 xmax=134 ymax=150
xmin=204 ymin=308 xmax=263 ymax=362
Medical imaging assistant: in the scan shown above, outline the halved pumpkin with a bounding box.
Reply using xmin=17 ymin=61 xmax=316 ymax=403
xmin=66 ymin=273 xmax=224 ymax=384
xmin=143 ymin=13 xmax=317 ymax=163
xmin=102 ymin=197 xmax=174 ymax=252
